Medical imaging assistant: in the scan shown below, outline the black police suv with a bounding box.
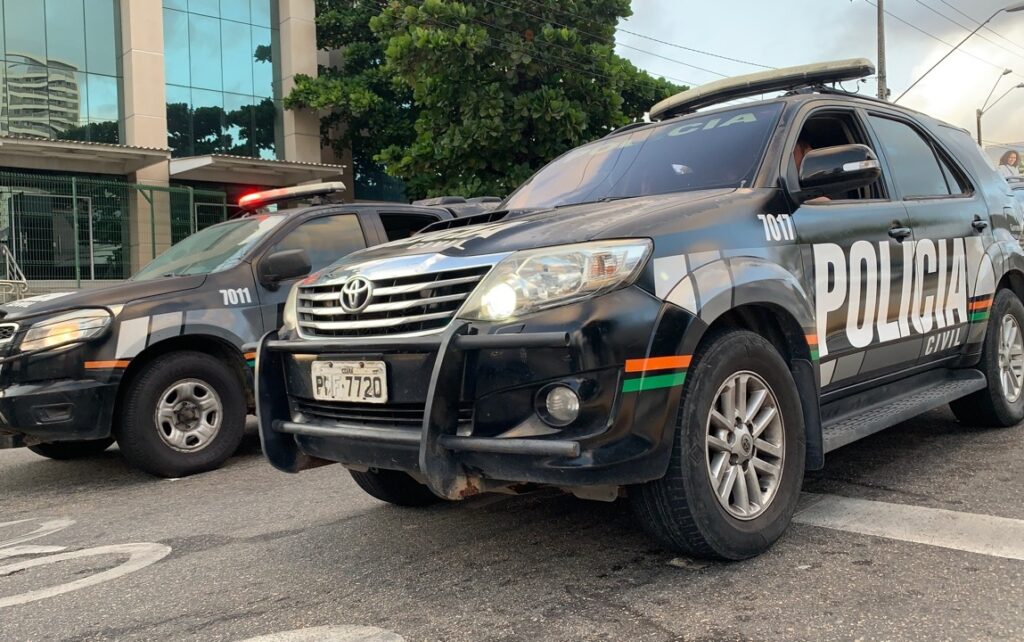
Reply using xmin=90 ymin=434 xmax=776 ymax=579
xmin=256 ymin=59 xmax=1024 ymax=559
xmin=0 ymin=182 xmax=466 ymax=477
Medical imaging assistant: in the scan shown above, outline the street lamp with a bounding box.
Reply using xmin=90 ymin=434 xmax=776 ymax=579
xmin=977 ymin=82 xmax=1024 ymax=145
xmin=895 ymin=2 xmax=1024 ymax=103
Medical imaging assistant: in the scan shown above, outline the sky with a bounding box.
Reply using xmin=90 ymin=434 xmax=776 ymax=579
xmin=617 ymin=0 xmax=1024 ymax=150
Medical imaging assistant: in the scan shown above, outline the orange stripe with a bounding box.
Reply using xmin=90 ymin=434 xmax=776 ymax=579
xmin=625 ymin=355 xmax=691 ymax=373
xmin=243 ymin=351 xmax=257 ymax=360
xmin=805 ymin=334 xmax=818 ymax=346
xmin=969 ymin=298 xmax=993 ymax=311
xmin=84 ymin=360 xmax=130 ymax=369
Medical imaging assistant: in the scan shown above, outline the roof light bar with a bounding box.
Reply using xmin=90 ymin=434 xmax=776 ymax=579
xmin=238 ymin=181 xmax=347 ymax=210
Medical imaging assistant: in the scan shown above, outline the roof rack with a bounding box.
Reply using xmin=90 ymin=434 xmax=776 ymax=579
xmin=649 ymin=58 xmax=876 ymax=121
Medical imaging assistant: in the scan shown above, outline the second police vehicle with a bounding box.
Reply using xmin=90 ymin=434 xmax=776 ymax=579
xmin=257 ymin=60 xmax=1024 ymax=559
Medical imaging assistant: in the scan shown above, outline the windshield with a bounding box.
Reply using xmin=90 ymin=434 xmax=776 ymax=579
xmin=503 ymin=102 xmax=784 ymax=210
xmin=133 ymin=215 xmax=287 ymax=280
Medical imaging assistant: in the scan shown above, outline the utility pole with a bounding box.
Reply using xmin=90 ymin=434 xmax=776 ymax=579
xmin=877 ymin=0 xmax=888 ymax=100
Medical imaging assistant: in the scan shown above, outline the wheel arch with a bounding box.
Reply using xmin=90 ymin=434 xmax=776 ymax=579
xmin=111 ymin=334 xmax=253 ymax=433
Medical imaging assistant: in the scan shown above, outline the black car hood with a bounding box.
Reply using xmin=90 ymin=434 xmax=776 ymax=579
xmin=0 ymin=275 xmax=206 ymax=321
xmin=336 ymin=189 xmax=735 ymax=268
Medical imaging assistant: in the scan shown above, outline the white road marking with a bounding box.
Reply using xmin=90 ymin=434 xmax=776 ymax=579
xmin=795 ymin=493 xmax=1024 ymax=561
xmin=0 ymin=543 xmax=171 ymax=608
xmin=238 ymin=625 xmax=406 ymax=641
xmin=0 ymin=545 xmax=66 ymax=560
xmin=0 ymin=518 xmax=75 ymax=549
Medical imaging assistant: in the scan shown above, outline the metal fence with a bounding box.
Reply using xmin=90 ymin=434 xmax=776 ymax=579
xmin=0 ymin=171 xmax=228 ymax=299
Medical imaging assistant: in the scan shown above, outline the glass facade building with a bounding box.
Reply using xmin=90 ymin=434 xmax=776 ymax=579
xmin=163 ymin=0 xmax=280 ymax=159
xmin=0 ymin=0 xmax=122 ymax=143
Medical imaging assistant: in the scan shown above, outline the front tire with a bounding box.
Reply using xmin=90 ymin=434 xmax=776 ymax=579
xmin=116 ymin=351 xmax=246 ymax=477
xmin=349 ymin=468 xmax=445 ymax=507
xmin=631 ymin=329 xmax=805 ymax=560
xmin=28 ymin=438 xmax=114 ymax=460
xmin=950 ymin=288 xmax=1024 ymax=428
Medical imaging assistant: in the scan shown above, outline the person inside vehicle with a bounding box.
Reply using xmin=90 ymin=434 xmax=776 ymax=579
xmin=999 ymin=150 xmax=1021 ymax=178
xmin=794 ymin=138 xmax=814 ymax=172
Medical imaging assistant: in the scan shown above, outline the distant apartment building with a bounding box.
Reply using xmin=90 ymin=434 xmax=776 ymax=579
xmin=0 ymin=0 xmax=350 ymax=289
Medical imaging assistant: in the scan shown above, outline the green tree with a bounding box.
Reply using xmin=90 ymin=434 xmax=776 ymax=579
xmin=370 ymin=0 xmax=684 ymax=198
xmin=284 ymin=0 xmax=417 ymax=198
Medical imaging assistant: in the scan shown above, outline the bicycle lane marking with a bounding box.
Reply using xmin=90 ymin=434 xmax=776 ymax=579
xmin=794 ymin=493 xmax=1024 ymax=561
xmin=0 ymin=543 xmax=171 ymax=609
xmin=0 ymin=518 xmax=75 ymax=549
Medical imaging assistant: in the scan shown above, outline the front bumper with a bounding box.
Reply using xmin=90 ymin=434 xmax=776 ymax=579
xmin=0 ymin=378 xmax=119 ymax=447
xmin=257 ymin=288 xmax=696 ymax=499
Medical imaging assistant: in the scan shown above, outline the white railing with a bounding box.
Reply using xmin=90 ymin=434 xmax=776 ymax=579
xmin=0 ymin=243 xmax=29 ymax=303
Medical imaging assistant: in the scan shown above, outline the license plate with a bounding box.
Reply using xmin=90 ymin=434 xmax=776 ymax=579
xmin=311 ymin=360 xmax=388 ymax=404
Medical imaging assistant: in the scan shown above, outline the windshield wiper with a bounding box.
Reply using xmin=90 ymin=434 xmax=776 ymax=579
xmin=554 ymin=196 xmax=632 ymax=209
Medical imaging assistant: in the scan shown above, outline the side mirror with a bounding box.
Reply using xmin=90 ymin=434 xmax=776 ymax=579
xmin=798 ymin=144 xmax=881 ymax=201
xmin=259 ymin=249 xmax=311 ymax=287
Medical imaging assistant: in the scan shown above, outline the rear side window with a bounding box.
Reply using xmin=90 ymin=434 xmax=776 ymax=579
xmin=271 ymin=214 xmax=366 ymax=272
xmin=379 ymin=212 xmax=441 ymax=241
xmin=868 ymin=115 xmax=951 ymax=198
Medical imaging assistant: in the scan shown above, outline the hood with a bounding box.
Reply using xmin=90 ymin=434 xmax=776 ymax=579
xmin=328 ymin=190 xmax=736 ymax=276
xmin=0 ymin=275 xmax=206 ymax=321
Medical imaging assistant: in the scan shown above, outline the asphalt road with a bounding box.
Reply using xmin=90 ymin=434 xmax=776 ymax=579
xmin=1 ymin=409 xmax=1022 ymax=642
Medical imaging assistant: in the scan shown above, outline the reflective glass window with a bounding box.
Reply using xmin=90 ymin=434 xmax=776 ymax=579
xmin=189 ymin=12 xmax=222 ymax=91
xmin=272 ymin=215 xmax=367 ymax=272
xmin=251 ymin=26 xmax=273 ymax=98
xmin=5 ymin=1 xmax=46 ymax=62
xmin=222 ymin=19 xmax=253 ymax=95
xmin=188 ymin=0 xmax=219 ymax=18
xmin=84 ymin=0 xmax=119 ymax=76
xmin=46 ymin=0 xmax=87 ymax=72
xmin=86 ymin=73 xmax=119 ymax=123
xmin=191 ymin=87 xmax=224 ymax=154
xmin=7 ymin=62 xmax=51 ymax=138
xmin=250 ymin=0 xmax=272 ymax=28
xmin=163 ymin=8 xmax=190 ymax=86
xmin=868 ymin=115 xmax=950 ymax=198
xmin=254 ymin=98 xmax=277 ymax=159
xmin=166 ymin=83 xmax=193 ymax=156
xmin=163 ymin=0 xmax=187 ymax=10
xmin=222 ymin=0 xmax=250 ymax=23
xmin=223 ymin=92 xmax=254 ymax=157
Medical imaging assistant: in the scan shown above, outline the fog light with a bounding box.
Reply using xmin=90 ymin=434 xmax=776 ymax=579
xmin=544 ymin=386 xmax=580 ymax=426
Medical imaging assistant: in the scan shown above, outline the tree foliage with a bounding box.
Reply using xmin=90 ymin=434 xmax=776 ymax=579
xmin=370 ymin=0 xmax=683 ymax=198
xmin=284 ymin=0 xmax=417 ymax=197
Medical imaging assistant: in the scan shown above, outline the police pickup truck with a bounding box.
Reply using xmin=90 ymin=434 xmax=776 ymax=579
xmin=0 ymin=183 xmax=469 ymax=477
xmin=256 ymin=60 xmax=1024 ymax=559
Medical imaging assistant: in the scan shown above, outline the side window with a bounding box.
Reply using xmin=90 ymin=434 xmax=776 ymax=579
xmin=379 ymin=212 xmax=442 ymax=241
xmin=791 ymin=109 xmax=883 ymax=200
xmin=868 ymin=115 xmax=951 ymax=198
xmin=271 ymin=214 xmax=366 ymax=272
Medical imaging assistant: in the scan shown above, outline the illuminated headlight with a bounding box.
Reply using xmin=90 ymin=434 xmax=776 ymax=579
xmin=20 ymin=309 xmax=112 ymax=352
xmin=282 ymin=284 xmax=300 ymax=332
xmin=460 ymin=240 xmax=652 ymax=321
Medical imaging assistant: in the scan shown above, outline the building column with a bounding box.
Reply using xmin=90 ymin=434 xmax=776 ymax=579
xmin=119 ymin=0 xmax=173 ymax=270
xmin=278 ymin=0 xmax=322 ymax=165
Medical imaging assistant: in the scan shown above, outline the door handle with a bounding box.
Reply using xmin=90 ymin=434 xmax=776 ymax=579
xmin=972 ymin=216 xmax=989 ymax=232
xmin=888 ymin=226 xmax=912 ymax=241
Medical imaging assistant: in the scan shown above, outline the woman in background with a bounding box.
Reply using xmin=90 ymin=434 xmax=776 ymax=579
xmin=998 ymin=150 xmax=1020 ymax=178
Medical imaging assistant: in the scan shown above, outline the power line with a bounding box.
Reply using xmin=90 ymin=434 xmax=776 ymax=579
xmin=935 ymin=0 xmax=1024 ymax=58
xmin=864 ymin=0 xmax=1024 ymax=81
xmin=911 ymin=0 xmax=1024 ymax=65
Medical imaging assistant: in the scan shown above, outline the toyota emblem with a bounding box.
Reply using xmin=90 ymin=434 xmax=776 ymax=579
xmin=339 ymin=276 xmax=373 ymax=313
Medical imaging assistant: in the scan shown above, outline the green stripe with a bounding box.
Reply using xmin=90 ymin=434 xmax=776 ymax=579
xmin=810 ymin=348 xmax=819 ymax=361
xmin=246 ymin=359 xmax=256 ymax=368
xmin=970 ymin=311 xmax=990 ymax=323
xmin=622 ymin=372 xmax=686 ymax=393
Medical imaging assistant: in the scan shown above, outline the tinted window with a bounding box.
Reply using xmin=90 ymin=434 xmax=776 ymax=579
xmin=869 ymin=116 xmax=950 ymax=198
xmin=272 ymin=215 xmax=366 ymax=272
xmin=504 ymin=102 xmax=784 ymax=210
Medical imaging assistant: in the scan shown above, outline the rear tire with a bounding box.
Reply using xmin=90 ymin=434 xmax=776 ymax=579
xmin=950 ymin=289 xmax=1024 ymax=428
xmin=349 ymin=468 xmax=444 ymax=507
xmin=116 ymin=351 xmax=246 ymax=477
xmin=28 ymin=438 xmax=113 ymax=460
xmin=630 ymin=329 xmax=805 ymax=560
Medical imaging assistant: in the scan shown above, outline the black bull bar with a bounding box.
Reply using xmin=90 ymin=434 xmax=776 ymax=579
xmin=256 ymin=322 xmax=575 ymax=499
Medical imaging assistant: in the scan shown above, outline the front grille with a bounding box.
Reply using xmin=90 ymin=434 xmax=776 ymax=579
xmin=0 ymin=323 xmax=18 ymax=344
xmin=297 ymin=265 xmax=491 ymax=337
xmin=294 ymin=398 xmax=474 ymax=429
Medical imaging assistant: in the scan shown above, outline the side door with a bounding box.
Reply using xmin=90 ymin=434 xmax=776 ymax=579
xmin=863 ymin=113 xmax=980 ymax=368
xmin=254 ymin=212 xmax=369 ymax=331
xmin=785 ymin=106 xmax=918 ymax=392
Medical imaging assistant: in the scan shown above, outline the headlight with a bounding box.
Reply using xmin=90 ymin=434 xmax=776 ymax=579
xmin=460 ymin=240 xmax=652 ymax=321
xmin=282 ymin=284 xmax=300 ymax=332
xmin=20 ymin=309 xmax=112 ymax=352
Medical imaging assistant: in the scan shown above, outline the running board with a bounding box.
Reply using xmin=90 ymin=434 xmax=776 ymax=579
xmin=821 ymin=369 xmax=987 ymax=453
